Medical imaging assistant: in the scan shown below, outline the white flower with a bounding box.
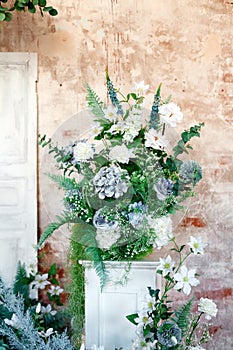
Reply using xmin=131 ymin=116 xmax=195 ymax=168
xmin=174 ymin=265 xmax=200 ymax=295
xmin=157 ymin=255 xmax=175 ymax=277
xmin=141 ymin=294 xmax=155 ymax=311
xmin=96 ymin=227 xmax=121 ymax=249
xmin=198 ymin=298 xmax=218 ymax=320
xmin=109 ymin=144 xmax=134 ymax=164
xmin=4 ymin=314 xmax=21 ymax=329
xmin=189 ymin=346 xmax=206 ymax=350
xmin=36 ymin=303 xmax=41 ymax=314
xmin=109 ymin=121 xmax=125 ymax=134
xmin=89 ymin=123 xmax=102 ymax=137
xmin=144 ymin=129 xmax=168 ymax=149
xmin=147 ymin=215 xmax=173 ymax=249
xmin=30 ymin=273 xmax=51 ymax=290
xmin=48 ymin=285 xmax=64 ymax=296
xmin=135 ymin=309 xmax=151 ymax=327
xmin=90 ymin=345 xmax=104 ymax=350
xmin=133 ymin=81 xmax=149 ymax=96
xmin=73 ymin=141 xmax=94 ymax=162
xmin=103 ymin=105 xmax=118 ymax=122
xmin=38 ymin=328 xmax=54 ymax=338
xmin=188 ymin=236 xmax=207 ymax=255
xmin=41 ymin=304 xmax=57 ymax=316
xmin=159 ymin=102 xmax=183 ymax=127
xmin=123 ymin=127 xmax=140 ymax=143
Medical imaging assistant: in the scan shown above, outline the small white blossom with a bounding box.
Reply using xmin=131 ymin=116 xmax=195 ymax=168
xmin=30 ymin=273 xmax=51 ymax=290
xmin=73 ymin=141 xmax=94 ymax=162
xmin=48 ymin=285 xmax=64 ymax=296
xmin=198 ymin=298 xmax=218 ymax=320
xmin=141 ymin=294 xmax=155 ymax=311
xmin=4 ymin=314 xmax=21 ymax=329
xmin=38 ymin=328 xmax=54 ymax=338
xmin=135 ymin=309 xmax=151 ymax=327
xmin=145 ymin=129 xmax=168 ymax=149
xmin=159 ymin=102 xmax=183 ymax=127
xmin=157 ymin=255 xmax=175 ymax=277
xmin=41 ymin=304 xmax=57 ymax=316
xmin=89 ymin=123 xmax=102 ymax=137
xmin=109 ymin=121 xmax=125 ymax=134
xmin=103 ymin=105 xmax=118 ymax=122
xmin=188 ymin=236 xmax=207 ymax=255
xmin=36 ymin=303 xmax=41 ymax=314
xmin=133 ymin=81 xmax=149 ymax=96
xmin=123 ymin=127 xmax=140 ymax=143
xmin=189 ymin=346 xmax=206 ymax=350
xmin=109 ymin=144 xmax=134 ymax=164
xmin=174 ymin=265 xmax=200 ymax=295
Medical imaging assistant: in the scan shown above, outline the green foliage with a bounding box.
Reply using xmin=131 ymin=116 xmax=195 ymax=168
xmin=37 ymin=211 xmax=79 ymax=249
xmin=86 ymin=83 xmax=104 ymax=118
xmin=172 ymin=298 xmax=193 ymax=337
xmin=0 ymin=0 xmax=58 ymax=21
xmin=173 ymin=123 xmax=204 ymax=158
xmin=13 ymin=262 xmax=32 ymax=309
xmin=67 ymin=240 xmax=85 ymax=349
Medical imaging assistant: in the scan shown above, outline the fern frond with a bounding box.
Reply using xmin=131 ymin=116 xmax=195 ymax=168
xmin=72 ymin=223 xmax=107 ymax=290
xmin=86 ymin=83 xmax=104 ymax=117
xmin=37 ymin=212 xmax=78 ymax=250
xmin=13 ymin=262 xmax=30 ymax=307
xmin=48 ymin=174 xmax=79 ymax=191
xmin=172 ymin=298 xmax=193 ymax=336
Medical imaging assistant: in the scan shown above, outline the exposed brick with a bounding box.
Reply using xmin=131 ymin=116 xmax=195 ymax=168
xmin=181 ymin=217 xmax=206 ymax=227
xmin=194 ymin=288 xmax=233 ymax=300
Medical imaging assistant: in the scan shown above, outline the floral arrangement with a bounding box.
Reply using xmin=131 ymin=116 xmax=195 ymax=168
xmin=126 ymin=235 xmax=218 ymax=350
xmin=0 ymin=262 xmax=73 ymax=349
xmin=38 ymin=73 xmax=204 ymax=287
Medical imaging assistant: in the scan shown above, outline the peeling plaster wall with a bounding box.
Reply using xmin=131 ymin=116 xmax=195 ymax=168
xmin=1 ymin=1 xmax=233 ymax=348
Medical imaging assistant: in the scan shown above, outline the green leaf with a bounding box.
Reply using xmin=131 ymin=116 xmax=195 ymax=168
xmin=43 ymin=5 xmax=52 ymax=11
xmin=38 ymin=0 xmax=46 ymax=6
xmin=126 ymin=313 xmax=138 ymax=325
xmin=4 ymin=12 xmax=12 ymax=21
xmin=28 ymin=2 xmax=36 ymax=13
xmin=48 ymin=263 xmax=57 ymax=276
xmin=148 ymin=287 xmax=160 ymax=300
xmin=0 ymin=6 xmax=8 ymax=11
xmin=32 ymin=0 xmax=38 ymax=4
xmin=86 ymin=83 xmax=104 ymax=118
xmin=0 ymin=12 xmax=6 ymax=20
xmin=48 ymin=8 xmax=58 ymax=16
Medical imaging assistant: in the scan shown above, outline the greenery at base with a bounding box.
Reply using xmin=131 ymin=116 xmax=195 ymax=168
xmin=67 ymin=238 xmax=85 ymax=350
xmin=0 ymin=0 xmax=58 ymax=22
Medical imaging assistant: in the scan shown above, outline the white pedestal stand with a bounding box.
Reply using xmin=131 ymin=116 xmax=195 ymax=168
xmin=81 ymin=261 xmax=161 ymax=350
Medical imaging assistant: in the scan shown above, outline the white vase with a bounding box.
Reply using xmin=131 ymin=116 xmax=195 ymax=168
xmin=80 ymin=260 xmax=161 ymax=350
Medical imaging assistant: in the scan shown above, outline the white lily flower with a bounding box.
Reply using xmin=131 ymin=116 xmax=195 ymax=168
xmin=41 ymin=304 xmax=57 ymax=316
xmin=174 ymin=265 xmax=200 ymax=295
xmin=38 ymin=327 xmax=54 ymax=338
xmin=157 ymin=255 xmax=175 ymax=277
xmin=48 ymin=285 xmax=64 ymax=296
xmin=103 ymin=105 xmax=118 ymax=122
xmin=133 ymin=81 xmax=149 ymax=96
xmin=30 ymin=273 xmax=51 ymax=290
xmin=4 ymin=314 xmax=21 ymax=329
xmin=188 ymin=236 xmax=207 ymax=255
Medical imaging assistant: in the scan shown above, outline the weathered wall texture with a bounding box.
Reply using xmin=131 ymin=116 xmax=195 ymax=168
xmin=1 ymin=0 xmax=233 ymax=348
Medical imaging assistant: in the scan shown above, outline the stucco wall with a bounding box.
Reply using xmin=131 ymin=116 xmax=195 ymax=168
xmin=1 ymin=1 xmax=233 ymax=348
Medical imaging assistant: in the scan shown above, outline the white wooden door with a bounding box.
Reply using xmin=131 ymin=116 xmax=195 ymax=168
xmin=0 ymin=53 xmax=37 ymax=284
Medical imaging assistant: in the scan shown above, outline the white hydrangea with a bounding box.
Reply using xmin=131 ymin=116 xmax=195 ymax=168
xmin=147 ymin=215 xmax=173 ymax=248
xmin=109 ymin=144 xmax=134 ymax=164
xmin=198 ymin=298 xmax=218 ymax=320
xmin=73 ymin=141 xmax=94 ymax=162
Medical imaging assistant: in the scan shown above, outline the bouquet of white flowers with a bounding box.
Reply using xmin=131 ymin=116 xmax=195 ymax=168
xmin=38 ymin=73 xmax=204 ymax=288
